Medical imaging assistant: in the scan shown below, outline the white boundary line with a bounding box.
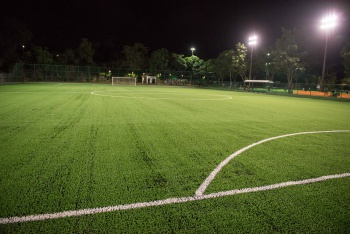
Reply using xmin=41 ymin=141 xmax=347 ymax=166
xmin=0 ymin=91 xmax=89 ymax=94
xmin=1 ymin=130 xmax=349 ymax=224
xmin=1 ymin=173 xmax=349 ymax=224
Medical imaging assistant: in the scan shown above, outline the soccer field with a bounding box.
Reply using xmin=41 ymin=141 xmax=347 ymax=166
xmin=1 ymin=83 xmax=349 ymax=233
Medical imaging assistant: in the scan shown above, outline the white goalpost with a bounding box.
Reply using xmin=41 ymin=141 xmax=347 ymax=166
xmin=112 ymin=77 xmax=137 ymax=86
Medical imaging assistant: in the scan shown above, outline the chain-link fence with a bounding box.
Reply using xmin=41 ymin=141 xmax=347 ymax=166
xmin=9 ymin=63 xmax=213 ymax=84
xmin=2 ymin=63 xmax=349 ymax=99
xmin=206 ymin=80 xmax=350 ymax=99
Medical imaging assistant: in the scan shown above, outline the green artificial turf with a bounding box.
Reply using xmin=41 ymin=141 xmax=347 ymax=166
xmin=0 ymin=83 xmax=349 ymax=233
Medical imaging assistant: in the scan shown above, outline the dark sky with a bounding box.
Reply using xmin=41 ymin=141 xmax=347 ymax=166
xmin=2 ymin=0 xmax=350 ymax=59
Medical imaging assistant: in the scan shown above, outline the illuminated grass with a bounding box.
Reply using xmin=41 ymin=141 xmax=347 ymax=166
xmin=0 ymin=83 xmax=349 ymax=232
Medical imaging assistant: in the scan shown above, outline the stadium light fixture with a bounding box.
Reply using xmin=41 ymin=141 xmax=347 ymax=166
xmin=248 ymin=35 xmax=258 ymax=80
xmin=266 ymin=53 xmax=270 ymax=80
xmin=191 ymin=47 xmax=195 ymax=56
xmin=248 ymin=36 xmax=257 ymax=46
xmin=320 ymin=12 xmax=337 ymax=91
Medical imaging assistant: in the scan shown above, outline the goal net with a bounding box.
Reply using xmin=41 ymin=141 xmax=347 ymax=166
xmin=112 ymin=77 xmax=137 ymax=86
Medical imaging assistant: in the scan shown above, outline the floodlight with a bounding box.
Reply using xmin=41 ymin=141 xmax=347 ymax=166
xmin=320 ymin=14 xmax=337 ymax=30
xmin=320 ymin=12 xmax=337 ymax=91
xmin=248 ymin=35 xmax=258 ymax=79
xmin=190 ymin=47 xmax=195 ymax=55
xmin=248 ymin=36 xmax=258 ymax=46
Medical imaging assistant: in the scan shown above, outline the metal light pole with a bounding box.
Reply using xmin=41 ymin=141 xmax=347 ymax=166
xmin=248 ymin=36 xmax=257 ymax=80
xmin=266 ymin=53 xmax=270 ymax=80
xmin=190 ymin=48 xmax=195 ymax=85
xmin=191 ymin=47 xmax=195 ymax=56
xmin=320 ymin=13 xmax=337 ymax=92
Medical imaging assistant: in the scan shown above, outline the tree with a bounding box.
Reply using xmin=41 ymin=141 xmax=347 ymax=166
xmin=169 ymin=53 xmax=187 ymax=71
xmin=185 ymin=55 xmax=205 ymax=71
xmin=185 ymin=55 xmax=205 ymax=84
xmin=122 ymin=43 xmax=148 ymax=70
xmin=294 ymin=29 xmax=321 ymax=83
xmin=341 ymin=42 xmax=350 ymax=78
xmin=60 ymin=48 xmax=78 ymax=65
xmin=34 ymin=46 xmax=53 ymax=64
xmin=214 ymin=50 xmax=234 ymax=85
xmin=77 ymin=38 xmax=95 ymax=65
xmin=149 ymin=48 xmax=169 ymax=70
xmin=205 ymin=59 xmax=217 ymax=84
xmin=272 ymin=28 xmax=303 ymax=93
xmin=251 ymin=48 xmax=274 ymax=80
xmin=0 ymin=18 xmax=32 ymax=71
xmin=232 ymin=42 xmax=248 ymax=82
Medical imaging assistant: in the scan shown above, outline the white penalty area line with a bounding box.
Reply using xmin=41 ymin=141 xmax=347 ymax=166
xmin=1 ymin=173 xmax=349 ymax=224
xmin=1 ymin=130 xmax=349 ymax=224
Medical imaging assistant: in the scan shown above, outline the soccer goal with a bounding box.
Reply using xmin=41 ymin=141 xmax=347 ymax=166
xmin=112 ymin=77 xmax=137 ymax=86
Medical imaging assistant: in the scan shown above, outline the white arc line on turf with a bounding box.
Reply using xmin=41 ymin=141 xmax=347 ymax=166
xmin=0 ymin=130 xmax=349 ymax=224
xmin=195 ymin=130 xmax=350 ymax=197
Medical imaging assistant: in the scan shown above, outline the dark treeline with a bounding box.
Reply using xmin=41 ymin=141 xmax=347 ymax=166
xmin=1 ymin=18 xmax=350 ymax=89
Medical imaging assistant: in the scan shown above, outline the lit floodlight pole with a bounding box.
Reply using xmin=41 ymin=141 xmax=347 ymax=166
xmin=320 ymin=13 xmax=337 ymax=91
xmin=248 ymin=36 xmax=257 ymax=80
xmin=266 ymin=53 xmax=270 ymax=80
xmin=190 ymin=48 xmax=195 ymax=85
xmin=191 ymin=47 xmax=195 ymax=56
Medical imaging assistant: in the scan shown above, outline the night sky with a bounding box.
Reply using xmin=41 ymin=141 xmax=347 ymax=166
xmin=2 ymin=0 xmax=350 ymax=59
